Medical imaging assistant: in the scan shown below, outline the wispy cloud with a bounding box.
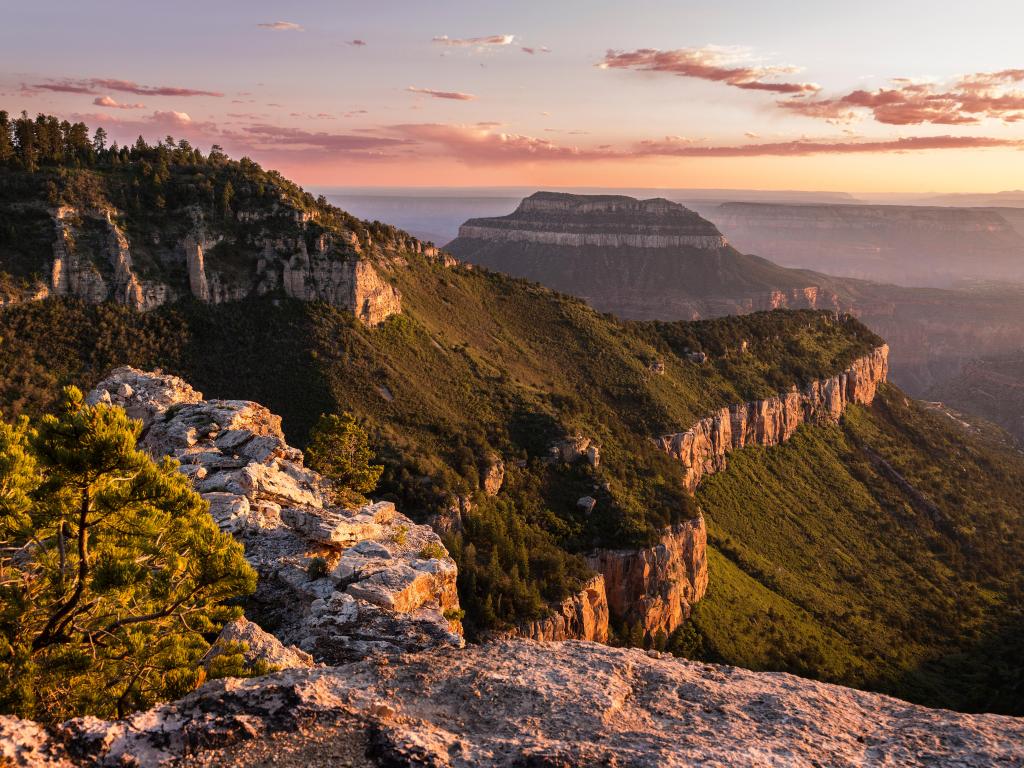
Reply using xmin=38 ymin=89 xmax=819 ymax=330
xmin=779 ymin=69 xmax=1024 ymax=125
xmin=630 ymin=134 xmax=1024 ymax=157
xmin=407 ymin=86 xmax=476 ymax=101
xmin=600 ymin=46 xmax=820 ymax=94
xmin=348 ymin=39 xmax=366 ymax=46
xmin=257 ymin=21 xmax=303 ymax=31
xmin=432 ymin=34 xmax=514 ymax=47
xmin=93 ymin=95 xmax=145 ymax=110
xmin=29 ymin=77 xmax=222 ymax=97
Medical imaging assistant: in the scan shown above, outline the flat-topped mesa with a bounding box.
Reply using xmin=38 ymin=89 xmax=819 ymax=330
xmin=86 ymin=367 xmax=463 ymax=665
xmin=661 ymin=345 xmax=889 ymax=492
xmin=457 ymin=191 xmax=729 ymax=249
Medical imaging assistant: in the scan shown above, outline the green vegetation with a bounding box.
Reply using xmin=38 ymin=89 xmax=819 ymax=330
xmin=0 ymin=387 xmax=256 ymax=721
xmin=305 ymin=412 xmax=384 ymax=506
xmin=684 ymin=385 xmax=1024 ymax=714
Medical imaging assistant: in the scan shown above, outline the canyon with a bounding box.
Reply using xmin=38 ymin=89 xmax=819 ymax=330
xmin=690 ymin=201 xmax=1024 ymax=288
xmin=448 ymin=192 xmax=1024 ymax=396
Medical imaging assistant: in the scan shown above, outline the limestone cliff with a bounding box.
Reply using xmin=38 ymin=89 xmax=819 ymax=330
xmin=516 ymin=575 xmax=610 ymax=642
xmin=660 ymin=345 xmax=889 ymax=491
xmin=4 ymin=640 xmax=1019 ymax=767
xmin=42 ymin=204 xmax=404 ymax=325
xmin=586 ymin=516 xmax=708 ymax=638
xmin=87 ymin=367 xmax=463 ymax=664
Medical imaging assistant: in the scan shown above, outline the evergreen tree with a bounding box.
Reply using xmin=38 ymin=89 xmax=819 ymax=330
xmin=0 ymin=387 xmax=256 ymax=721
xmin=92 ymin=127 xmax=108 ymax=154
xmin=304 ymin=412 xmax=383 ymax=504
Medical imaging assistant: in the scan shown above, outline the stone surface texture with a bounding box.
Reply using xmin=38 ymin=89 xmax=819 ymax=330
xmin=2 ymin=640 xmax=1021 ymax=767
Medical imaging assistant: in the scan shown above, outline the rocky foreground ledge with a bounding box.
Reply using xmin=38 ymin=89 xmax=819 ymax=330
xmin=2 ymin=640 xmax=1021 ymax=767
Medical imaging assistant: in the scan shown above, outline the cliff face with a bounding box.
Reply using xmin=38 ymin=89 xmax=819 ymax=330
xmin=660 ymin=345 xmax=889 ymax=491
xmin=517 ymin=575 xmax=610 ymax=642
xmin=586 ymin=517 xmax=708 ymax=639
xmin=446 ymin=191 xmax=839 ymax=322
xmin=87 ymin=367 xmax=463 ymax=664
xmin=13 ymin=203 xmax=405 ymax=325
xmin=5 ymin=640 xmax=1020 ymax=767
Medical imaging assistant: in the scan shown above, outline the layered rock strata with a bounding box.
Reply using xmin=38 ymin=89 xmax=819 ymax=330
xmin=587 ymin=516 xmax=708 ymax=638
xmin=87 ymin=367 xmax=462 ymax=664
xmin=42 ymin=205 xmax=402 ymax=324
xmin=456 ymin=191 xmax=728 ymax=249
xmin=516 ymin=575 xmax=610 ymax=642
xmin=3 ymin=640 xmax=1020 ymax=767
xmin=660 ymin=345 xmax=889 ymax=492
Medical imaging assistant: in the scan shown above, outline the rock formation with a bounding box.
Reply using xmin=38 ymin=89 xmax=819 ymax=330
xmin=660 ymin=345 xmax=889 ymax=491
xmin=446 ymin=192 xmax=841 ymax=322
xmin=456 ymin=191 xmax=728 ymax=249
xmin=587 ymin=516 xmax=708 ymax=638
xmin=38 ymin=203 xmax=405 ymax=325
xmin=517 ymin=575 xmax=610 ymax=642
xmin=3 ymin=640 xmax=1020 ymax=767
xmin=87 ymin=367 xmax=462 ymax=664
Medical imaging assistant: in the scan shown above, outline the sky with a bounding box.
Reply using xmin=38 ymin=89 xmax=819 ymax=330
xmin=4 ymin=0 xmax=1024 ymax=192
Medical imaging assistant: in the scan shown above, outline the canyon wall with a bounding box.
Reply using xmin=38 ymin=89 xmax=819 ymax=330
xmin=517 ymin=575 xmax=610 ymax=643
xmin=35 ymin=204 xmax=403 ymax=325
xmin=659 ymin=345 xmax=889 ymax=492
xmin=586 ymin=516 xmax=708 ymax=639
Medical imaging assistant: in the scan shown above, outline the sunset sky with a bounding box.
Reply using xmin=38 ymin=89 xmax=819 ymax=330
xmin=5 ymin=0 xmax=1024 ymax=191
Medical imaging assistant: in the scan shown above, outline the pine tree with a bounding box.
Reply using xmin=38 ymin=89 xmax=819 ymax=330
xmin=305 ymin=412 xmax=383 ymax=504
xmin=0 ymin=387 xmax=257 ymax=721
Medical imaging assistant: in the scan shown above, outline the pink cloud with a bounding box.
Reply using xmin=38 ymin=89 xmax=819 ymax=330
xmin=630 ymin=134 xmax=1024 ymax=157
xmin=257 ymin=21 xmax=303 ymax=31
xmin=406 ymin=86 xmax=476 ymax=101
xmin=600 ymin=46 xmax=820 ymax=94
xmin=432 ymin=34 xmax=514 ymax=47
xmin=93 ymin=95 xmax=145 ymax=110
xmin=348 ymin=39 xmax=366 ymax=46
xmin=29 ymin=77 xmax=222 ymax=98
xmin=780 ymin=69 xmax=1024 ymax=125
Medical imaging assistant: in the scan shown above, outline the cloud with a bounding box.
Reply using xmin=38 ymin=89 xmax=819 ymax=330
xmin=29 ymin=77 xmax=222 ymax=97
xmin=432 ymin=34 xmax=514 ymax=47
xmin=407 ymin=86 xmax=476 ymax=101
xmin=93 ymin=95 xmax=145 ymax=110
xmin=386 ymin=123 xmax=612 ymax=163
xmin=600 ymin=46 xmax=820 ymax=94
xmin=779 ymin=69 xmax=1024 ymax=125
xmin=257 ymin=21 xmax=303 ymax=31
xmin=242 ymin=124 xmax=413 ymax=153
xmin=521 ymin=46 xmax=550 ymax=55
xmin=348 ymin=39 xmax=366 ymax=46
xmin=630 ymin=134 xmax=1024 ymax=157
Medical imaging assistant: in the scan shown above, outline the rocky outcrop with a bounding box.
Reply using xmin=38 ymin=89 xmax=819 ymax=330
xmin=480 ymin=451 xmax=505 ymax=496
xmin=587 ymin=516 xmax=708 ymax=638
xmin=456 ymin=192 xmax=728 ymax=249
xmin=202 ymin=617 xmax=315 ymax=672
xmin=517 ymin=575 xmax=610 ymax=642
xmin=661 ymin=345 xmax=889 ymax=492
xmin=50 ymin=207 xmax=173 ymax=311
xmin=87 ymin=367 xmax=462 ymax=664
xmin=4 ymin=639 xmax=1021 ymax=767
xmin=40 ymin=204 xmax=404 ymax=325
xmin=548 ymin=434 xmax=600 ymax=467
